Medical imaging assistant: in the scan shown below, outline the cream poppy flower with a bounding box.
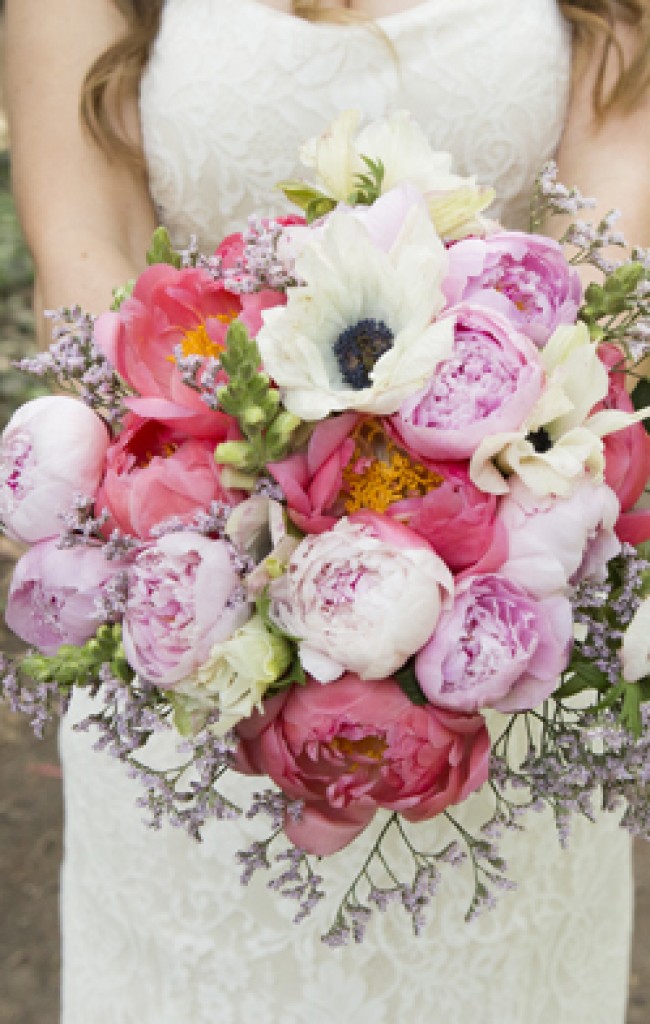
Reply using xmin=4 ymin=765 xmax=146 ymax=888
xmin=257 ymin=204 xmax=454 ymax=420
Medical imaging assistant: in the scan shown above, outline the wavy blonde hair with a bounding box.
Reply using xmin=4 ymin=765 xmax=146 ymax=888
xmin=81 ymin=0 xmax=650 ymax=165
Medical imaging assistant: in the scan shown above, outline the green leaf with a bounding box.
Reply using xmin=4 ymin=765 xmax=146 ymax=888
xmin=110 ymin=279 xmax=135 ymax=311
xmin=554 ymin=660 xmax=609 ymax=700
xmin=276 ymin=179 xmax=337 ymax=217
xmin=394 ymin=661 xmax=429 ymax=706
xmin=146 ymin=226 xmax=182 ymax=268
xmin=620 ymin=682 xmax=643 ymax=738
xmin=20 ymin=624 xmax=132 ymax=689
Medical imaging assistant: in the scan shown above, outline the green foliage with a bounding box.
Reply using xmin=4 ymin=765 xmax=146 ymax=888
xmin=20 ymin=624 xmax=133 ymax=689
xmin=146 ymin=226 xmax=182 ymax=268
xmin=276 ymin=179 xmax=338 ymax=224
xmin=632 ymin=380 xmax=650 ymax=435
xmin=346 ymin=156 xmax=385 ymax=207
xmin=579 ymin=262 xmax=646 ymax=339
xmin=111 ymin=280 xmax=136 ymax=311
xmin=394 ymin=660 xmax=429 ymax=706
xmin=214 ymin=321 xmax=301 ymax=476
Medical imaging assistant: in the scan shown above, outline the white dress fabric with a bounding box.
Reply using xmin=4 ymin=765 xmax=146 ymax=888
xmin=59 ymin=2 xmax=633 ymax=1021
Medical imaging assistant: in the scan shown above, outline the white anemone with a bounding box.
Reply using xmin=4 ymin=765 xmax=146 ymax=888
xmin=257 ymin=204 xmax=454 ymax=420
xmin=470 ymin=322 xmax=650 ymax=497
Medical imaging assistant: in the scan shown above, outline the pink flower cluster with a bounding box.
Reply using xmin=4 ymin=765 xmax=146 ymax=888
xmin=3 ymin=183 xmax=649 ymax=863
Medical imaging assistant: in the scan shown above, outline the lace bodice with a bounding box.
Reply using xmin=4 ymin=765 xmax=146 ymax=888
xmin=59 ymin=4 xmax=633 ymax=1022
xmin=140 ymin=0 xmax=572 ymax=248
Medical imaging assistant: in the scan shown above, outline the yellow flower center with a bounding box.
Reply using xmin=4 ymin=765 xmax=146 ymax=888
xmin=179 ymin=322 xmax=225 ymax=359
xmin=342 ymin=419 xmax=443 ymax=514
xmin=331 ymin=734 xmax=388 ymax=769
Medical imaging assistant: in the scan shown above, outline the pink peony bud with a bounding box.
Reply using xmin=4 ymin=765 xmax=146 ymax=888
xmin=0 ymin=396 xmax=109 ymax=544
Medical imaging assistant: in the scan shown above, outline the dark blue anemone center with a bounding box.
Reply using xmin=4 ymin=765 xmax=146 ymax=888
xmin=333 ymin=318 xmax=394 ymax=390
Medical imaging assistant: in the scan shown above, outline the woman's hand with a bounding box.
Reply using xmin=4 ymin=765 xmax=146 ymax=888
xmin=6 ymin=0 xmax=158 ymax=341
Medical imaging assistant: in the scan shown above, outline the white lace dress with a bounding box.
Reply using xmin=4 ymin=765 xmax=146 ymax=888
xmin=59 ymin=1 xmax=633 ymax=1021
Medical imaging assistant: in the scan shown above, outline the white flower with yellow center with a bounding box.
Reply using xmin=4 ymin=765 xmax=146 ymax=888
xmin=300 ymin=109 xmax=494 ymax=239
xmin=257 ymin=204 xmax=454 ymax=420
xmin=470 ymin=322 xmax=650 ymax=497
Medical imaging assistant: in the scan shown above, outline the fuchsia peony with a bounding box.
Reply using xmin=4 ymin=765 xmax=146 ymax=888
xmin=268 ymin=512 xmax=453 ymax=683
xmin=237 ymin=672 xmax=490 ymax=855
xmin=596 ymin=344 xmax=650 ymax=512
xmin=0 ymin=396 xmax=109 ymax=544
xmin=416 ymin=573 xmax=573 ymax=714
xmin=391 ymin=305 xmax=544 ymax=461
xmin=5 ymin=541 xmax=128 ymax=656
xmin=122 ymin=533 xmax=249 ymax=688
xmin=443 ymin=231 xmax=582 ymax=346
xmin=96 ymin=414 xmax=237 ymax=540
xmin=94 ymin=263 xmax=286 ymax=425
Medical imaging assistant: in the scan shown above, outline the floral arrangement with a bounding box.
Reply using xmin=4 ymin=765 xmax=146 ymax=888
xmin=4 ymin=110 xmax=650 ymax=944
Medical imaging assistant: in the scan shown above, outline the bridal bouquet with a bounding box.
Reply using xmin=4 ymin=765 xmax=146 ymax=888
xmin=4 ymin=110 xmax=650 ymax=943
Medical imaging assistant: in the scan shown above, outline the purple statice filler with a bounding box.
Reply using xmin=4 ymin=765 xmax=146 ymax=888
xmin=0 ymin=654 xmax=69 ymax=738
xmin=15 ymin=306 xmax=128 ymax=424
xmin=222 ymin=216 xmax=297 ymax=294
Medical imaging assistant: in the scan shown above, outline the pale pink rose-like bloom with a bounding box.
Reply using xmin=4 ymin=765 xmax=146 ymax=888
xmin=236 ymin=672 xmax=490 ymax=855
xmin=268 ymin=512 xmax=453 ymax=683
xmin=0 ymin=396 xmax=109 ymax=544
xmin=94 ymin=263 xmax=285 ymax=427
xmin=498 ymin=478 xmax=621 ymax=599
xmin=416 ymin=573 xmax=573 ymax=715
xmin=122 ymin=533 xmax=249 ymax=689
xmin=391 ymin=305 xmax=544 ymax=462
xmin=96 ymin=415 xmax=237 ymax=540
xmin=5 ymin=541 xmax=127 ymax=656
xmin=443 ymin=231 xmax=582 ymax=347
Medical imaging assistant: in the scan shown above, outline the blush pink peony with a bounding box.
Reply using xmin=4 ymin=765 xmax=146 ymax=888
xmin=416 ymin=573 xmax=573 ymax=714
xmin=0 ymin=396 xmax=109 ymax=544
xmin=236 ymin=672 xmax=490 ymax=855
xmin=122 ymin=533 xmax=249 ymax=688
xmin=391 ymin=305 xmax=544 ymax=462
xmin=443 ymin=231 xmax=582 ymax=346
xmin=5 ymin=540 xmax=127 ymax=656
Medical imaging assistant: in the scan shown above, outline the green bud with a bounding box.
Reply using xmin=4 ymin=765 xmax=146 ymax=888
xmin=214 ymin=440 xmax=255 ymax=469
xmin=265 ymin=410 xmax=302 ymax=459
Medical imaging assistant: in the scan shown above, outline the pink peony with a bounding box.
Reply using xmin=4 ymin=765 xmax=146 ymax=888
xmin=498 ymin=478 xmax=620 ymax=598
xmin=96 ymin=414 xmax=237 ymax=540
xmin=416 ymin=573 xmax=573 ymax=714
xmin=268 ymin=512 xmax=453 ymax=683
xmin=0 ymin=396 xmax=109 ymax=544
xmin=391 ymin=305 xmax=544 ymax=461
xmin=5 ymin=540 xmax=128 ymax=656
xmin=122 ymin=533 xmax=249 ymax=688
xmin=596 ymin=344 xmax=650 ymax=512
xmin=94 ymin=263 xmax=286 ymax=423
xmin=237 ymin=672 xmax=490 ymax=855
xmin=443 ymin=231 xmax=582 ymax=346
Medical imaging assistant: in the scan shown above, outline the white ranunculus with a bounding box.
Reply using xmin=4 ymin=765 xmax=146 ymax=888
xmin=470 ymin=322 xmax=650 ymax=497
xmin=267 ymin=514 xmax=453 ymax=683
xmin=299 ymin=110 xmax=493 ymax=238
xmin=621 ymin=598 xmax=650 ymax=682
xmin=176 ymin=614 xmax=293 ymax=735
xmin=257 ymin=204 xmax=453 ymax=420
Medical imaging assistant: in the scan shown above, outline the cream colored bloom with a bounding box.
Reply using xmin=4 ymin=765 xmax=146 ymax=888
xmin=471 ymin=322 xmax=650 ymax=497
xmin=258 ymin=204 xmax=453 ymax=420
xmin=300 ymin=110 xmax=493 ymax=239
xmin=176 ymin=615 xmax=293 ymax=736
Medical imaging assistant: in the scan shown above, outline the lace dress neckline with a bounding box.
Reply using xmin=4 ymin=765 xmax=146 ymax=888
xmin=243 ymin=0 xmax=443 ymax=28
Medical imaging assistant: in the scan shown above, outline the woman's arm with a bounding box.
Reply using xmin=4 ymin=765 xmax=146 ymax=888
xmin=6 ymin=0 xmax=158 ymax=338
xmin=554 ymin=24 xmax=650 ymax=250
